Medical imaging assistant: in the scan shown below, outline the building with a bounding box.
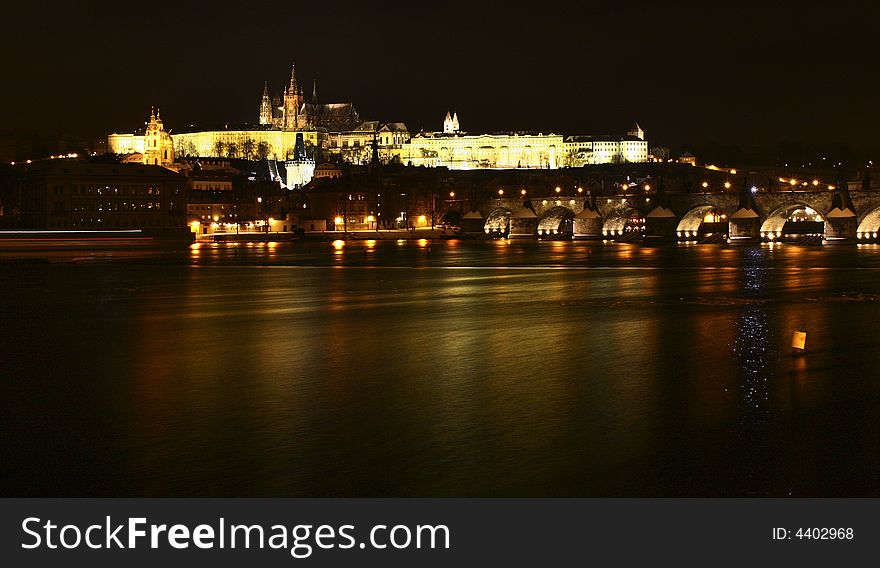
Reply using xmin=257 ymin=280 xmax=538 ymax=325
xmin=259 ymin=64 xmax=360 ymax=131
xmin=678 ymin=152 xmax=697 ymax=166
xmin=563 ymin=123 xmax=649 ymax=166
xmin=143 ymin=108 xmax=175 ymax=167
xmin=14 ymin=160 xmax=188 ymax=233
xmin=285 ymin=133 xmax=315 ymax=188
xmin=107 ymin=132 xmax=144 ymax=155
xmin=112 ymin=63 xmax=365 ymax=163
xmin=325 ymin=121 xmax=410 ymax=164
xmin=399 ymin=112 xmax=564 ymax=169
xmin=186 ymin=174 xmax=301 ymax=235
xmin=313 ymin=163 xmax=343 ymax=179
xmin=108 ymin=64 xmax=648 ymax=171
xmin=108 ymin=109 xmax=174 ymax=167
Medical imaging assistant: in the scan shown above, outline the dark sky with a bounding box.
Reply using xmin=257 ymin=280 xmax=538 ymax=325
xmin=3 ymin=1 xmax=878 ymax=151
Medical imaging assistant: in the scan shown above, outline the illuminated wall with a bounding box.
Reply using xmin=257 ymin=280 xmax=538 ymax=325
xmin=171 ymin=130 xmax=323 ymax=160
xmin=563 ymin=137 xmax=649 ymax=165
xmin=398 ymin=133 xmax=564 ymax=170
xmin=108 ymin=133 xmax=144 ymax=154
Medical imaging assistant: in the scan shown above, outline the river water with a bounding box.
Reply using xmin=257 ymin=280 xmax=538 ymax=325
xmin=2 ymin=239 xmax=880 ymax=496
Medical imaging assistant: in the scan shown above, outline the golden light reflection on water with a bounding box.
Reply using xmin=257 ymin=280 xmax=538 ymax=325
xmin=11 ymin=240 xmax=880 ymax=495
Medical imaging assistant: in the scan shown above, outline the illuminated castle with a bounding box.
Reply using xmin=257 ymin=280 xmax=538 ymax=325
xmin=259 ymin=63 xmax=360 ymax=131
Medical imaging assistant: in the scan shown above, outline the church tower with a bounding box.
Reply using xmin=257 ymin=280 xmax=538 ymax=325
xmin=443 ymin=111 xmax=460 ymax=133
xmin=259 ymin=82 xmax=272 ymax=125
xmin=143 ymin=107 xmax=174 ymax=167
xmin=627 ymin=122 xmax=645 ymax=140
xmin=283 ymin=63 xmax=303 ymax=130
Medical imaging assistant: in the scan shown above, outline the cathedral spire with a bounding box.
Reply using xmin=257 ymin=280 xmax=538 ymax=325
xmin=312 ymin=78 xmax=317 ymax=105
xmin=289 ymin=63 xmax=298 ymax=92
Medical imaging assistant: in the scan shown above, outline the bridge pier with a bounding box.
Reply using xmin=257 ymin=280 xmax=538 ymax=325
xmin=728 ymin=209 xmax=760 ymax=240
xmin=573 ymin=209 xmax=602 ymax=239
xmin=645 ymin=206 xmax=677 ymax=241
xmin=510 ymin=218 xmax=538 ymax=238
xmin=825 ymin=215 xmax=857 ymax=241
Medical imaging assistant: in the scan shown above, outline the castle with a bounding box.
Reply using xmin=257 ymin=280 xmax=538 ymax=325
xmin=259 ymin=64 xmax=360 ymax=132
xmin=108 ymin=62 xmax=648 ymax=172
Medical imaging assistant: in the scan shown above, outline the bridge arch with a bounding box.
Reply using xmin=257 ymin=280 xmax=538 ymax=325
xmin=857 ymin=204 xmax=880 ymax=240
xmin=602 ymin=207 xmax=643 ymax=236
xmin=676 ymin=205 xmax=729 ymax=238
xmin=537 ymin=206 xmax=575 ymax=238
xmin=759 ymin=202 xmax=826 ymax=240
xmin=484 ymin=207 xmax=511 ymax=235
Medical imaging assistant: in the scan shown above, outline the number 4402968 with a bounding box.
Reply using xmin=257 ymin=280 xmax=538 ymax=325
xmin=795 ymin=528 xmax=853 ymax=540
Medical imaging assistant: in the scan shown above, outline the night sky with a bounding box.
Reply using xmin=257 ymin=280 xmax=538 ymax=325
xmin=3 ymin=1 xmax=879 ymax=152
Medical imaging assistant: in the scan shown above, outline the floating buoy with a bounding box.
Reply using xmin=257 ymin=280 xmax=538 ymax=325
xmin=791 ymin=331 xmax=807 ymax=353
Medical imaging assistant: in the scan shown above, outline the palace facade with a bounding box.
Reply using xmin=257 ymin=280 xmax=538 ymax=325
xmin=107 ymin=64 xmax=649 ymax=174
xmin=397 ymin=114 xmax=648 ymax=170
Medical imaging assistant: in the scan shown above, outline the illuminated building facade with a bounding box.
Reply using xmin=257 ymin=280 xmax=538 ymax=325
xmin=563 ymin=124 xmax=648 ymax=166
xmin=107 ymin=67 xmax=648 ymax=171
xmin=325 ymin=122 xmax=410 ymax=165
xmin=399 ymin=113 xmax=564 ymax=169
xmin=398 ymin=114 xmax=648 ymax=170
xmin=108 ymin=109 xmax=175 ymax=167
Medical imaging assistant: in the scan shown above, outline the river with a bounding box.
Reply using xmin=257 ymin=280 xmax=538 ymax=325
xmin=2 ymin=239 xmax=880 ymax=496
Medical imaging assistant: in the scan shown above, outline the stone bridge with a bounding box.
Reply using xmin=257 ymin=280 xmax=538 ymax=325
xmin=460 ymin=190 xmax=880 ymax=242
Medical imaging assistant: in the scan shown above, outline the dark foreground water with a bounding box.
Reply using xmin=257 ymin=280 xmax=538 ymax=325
xmin=2 ymin=239 xmax=880 ymax=496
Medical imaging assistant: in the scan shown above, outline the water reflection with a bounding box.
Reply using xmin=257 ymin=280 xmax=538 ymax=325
xmin=734 ymin=249 xmax=772 ymax=418
xmin=4 ymin=241 xmax=880 ymax=496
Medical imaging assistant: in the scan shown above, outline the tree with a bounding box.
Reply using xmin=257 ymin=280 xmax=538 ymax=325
xmin=242 ymin=138 xmax=256 ymax=160
xmin=256 ymin=141 xmax=270 ymax=161
xmin=226 ymin=142 xmax=239 ymax=159
xmin=175 ymin=140 xmax=197 ymax=159
xmin=213 ymin=140 xmax=225 ymax=158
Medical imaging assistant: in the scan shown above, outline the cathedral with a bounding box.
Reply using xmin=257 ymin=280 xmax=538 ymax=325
xmin=259 ymin=63 xmax=360 ymax=132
